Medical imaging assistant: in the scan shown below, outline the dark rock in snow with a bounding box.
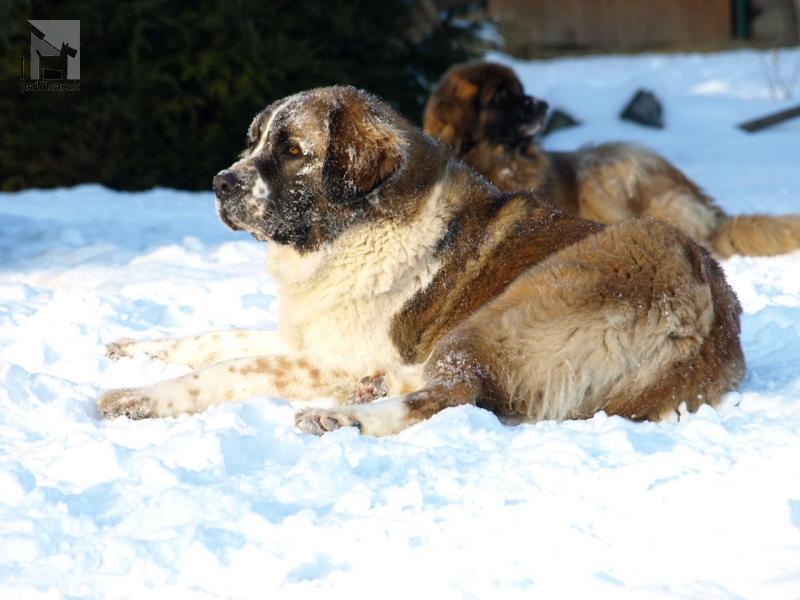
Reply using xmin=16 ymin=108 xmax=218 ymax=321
xmin=620 ymin=90 xmax=664 ymax=128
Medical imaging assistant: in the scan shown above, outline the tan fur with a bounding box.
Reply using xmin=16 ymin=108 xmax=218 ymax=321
xmin=469 ymin=219 xmax=717 ymax=421
xmin=424 ymin=62 xmax=800 ymax=258
xmin=99 ymin=86 xmax=744 ymax=437
xmin=711 ymin=214 xmax=800 ymax=258
xmin=106 ymin=330 xmax=290 ymax=369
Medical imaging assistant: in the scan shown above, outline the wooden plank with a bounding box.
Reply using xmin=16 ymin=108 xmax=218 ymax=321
xmin=489 ymin=0 xmax=732 ymax=51
xmin=738 ymin=104 xmax=800 ymax=132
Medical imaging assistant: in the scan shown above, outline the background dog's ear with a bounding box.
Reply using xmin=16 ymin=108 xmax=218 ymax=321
xmin=322 ymin=99 xmax=407 ymax=204
xmin=422 ymin=73 xmax=479 ymax=152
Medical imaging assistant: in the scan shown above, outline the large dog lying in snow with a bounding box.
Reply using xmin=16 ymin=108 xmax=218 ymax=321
xmin=98 ymin=86 xmax=744 ymax=435
xmin=424 ymin=62 xmax=800 ymax=258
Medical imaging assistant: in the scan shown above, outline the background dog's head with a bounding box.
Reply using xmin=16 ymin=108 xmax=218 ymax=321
xmin=213 ymin=87 xmax=417 ymax=252
xmin=423 ymin=62 xmax=548 ymax=152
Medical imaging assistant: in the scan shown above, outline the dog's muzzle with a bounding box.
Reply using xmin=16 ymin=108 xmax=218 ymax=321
xmin=516 ymin=96 xmax=549 ymax=140
xmin=213 ymin=169 xmax=244 ymax=230
xmin=522 ymin=95 xmax=548 ymax=125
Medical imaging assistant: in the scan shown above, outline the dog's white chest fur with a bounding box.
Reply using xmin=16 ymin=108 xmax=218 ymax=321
xmin=267 ymin=185 xmax=449 ymax=374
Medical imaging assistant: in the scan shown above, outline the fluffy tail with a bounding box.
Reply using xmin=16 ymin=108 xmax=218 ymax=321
xmin=711 ymin=214 xmax=800 ymax=258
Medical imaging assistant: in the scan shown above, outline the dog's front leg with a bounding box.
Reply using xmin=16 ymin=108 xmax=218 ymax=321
xmin=98 ymin=354 xmax=353 ymax=419
xmin=106 ymin=329 xmax=290 ymax=369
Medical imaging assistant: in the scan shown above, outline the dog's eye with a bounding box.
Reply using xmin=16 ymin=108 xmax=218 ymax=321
xmin=493 ymin=89 xmax=508 ymax=104
xmin=286 ymin=145 xmax=302 ymax=157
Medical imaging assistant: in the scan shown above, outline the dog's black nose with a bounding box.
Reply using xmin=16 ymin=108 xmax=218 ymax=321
xmin=213 ymin=170 xmax=240 ymax=200
xmin=525 ymin=96 xmax=548 ymax=114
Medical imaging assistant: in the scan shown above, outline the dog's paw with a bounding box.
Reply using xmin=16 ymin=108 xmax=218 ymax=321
xmin=105 ymin=339 xmax=136 ymax=361
xmin=346 ymin=373 xmax=388 ymax=404
xmin=105 ymin=339 xmax=167 ymax=362
xmin=97 ymin=387 xmax=158 ymax=420
xmin=295 ymin=408 xmax=362 ymax=436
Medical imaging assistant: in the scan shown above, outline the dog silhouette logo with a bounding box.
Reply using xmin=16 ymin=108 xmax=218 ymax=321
xmin=24 ymin=20 xmax=80 ymax=81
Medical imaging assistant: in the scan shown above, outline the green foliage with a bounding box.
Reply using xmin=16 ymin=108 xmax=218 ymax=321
xmin=0 ymin=0 xmax=479 ymax=190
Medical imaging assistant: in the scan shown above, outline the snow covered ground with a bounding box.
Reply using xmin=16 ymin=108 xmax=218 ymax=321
xmin=2 ymin=48 xmax=800 ymax=598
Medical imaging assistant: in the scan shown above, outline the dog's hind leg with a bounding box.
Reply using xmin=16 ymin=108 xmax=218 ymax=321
xmin=105 ymin=329 xmax=290 ymax=369
xmin=295 ymin=336 xmax=493 ymax=436
xmin=294 ymin=380 xmax=480 ymax=436
xmin=98 ymin=353 xmax=354 ymax=419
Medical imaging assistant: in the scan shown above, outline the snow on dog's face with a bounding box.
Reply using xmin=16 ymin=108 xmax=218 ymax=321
xmin=213 ymin=87 xmax=409 ymax=252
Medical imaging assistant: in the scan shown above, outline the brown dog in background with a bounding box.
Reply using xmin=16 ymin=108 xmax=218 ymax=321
xmin=424 ymin=62 xmax=800 ymax=258
xmin=99 ymin=86 xmax=744 ymax=435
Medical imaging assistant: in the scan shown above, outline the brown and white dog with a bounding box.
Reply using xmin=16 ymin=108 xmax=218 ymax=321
xmin=98 ymin=86 xmax=744 ymax=435
xmin=424 ymin=61 xmax=800 ymax=258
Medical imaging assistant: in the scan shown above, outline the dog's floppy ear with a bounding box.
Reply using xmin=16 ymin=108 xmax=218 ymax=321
xmin=322 ymin=97 xmax=407 ymax=204
xmin=423 ymin=71 xmax=480 ymax=151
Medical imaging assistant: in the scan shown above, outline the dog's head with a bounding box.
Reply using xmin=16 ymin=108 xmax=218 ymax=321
xmin=423 ymin=62 xmax=548 ymax=152
xmin=213 ymin=86 xmax=413 ymax=252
